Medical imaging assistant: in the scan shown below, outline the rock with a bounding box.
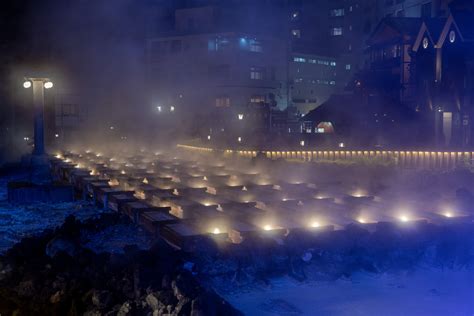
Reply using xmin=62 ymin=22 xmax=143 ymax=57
xmin=49 ymin=290 xmax=63 ymax=304
xmin=46 ymin=236 xmax=78 ymax=257
xmin=92 ymin=290 xmax=112 ymax=309
xmin=146 ymin=293 xmax=159 ymax=311
xmin=15 ymin=280 xmax=35 ymax=297
xmin=117 ymin=302 xmax=131 ymax=316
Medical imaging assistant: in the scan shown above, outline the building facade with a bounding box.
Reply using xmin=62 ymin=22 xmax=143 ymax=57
xmin=290 ymin=52 xmax=338 ymax=114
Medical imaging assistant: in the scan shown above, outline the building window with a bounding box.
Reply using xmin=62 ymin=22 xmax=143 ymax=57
xmin=331 ymin=27 xmax=343 ymax=36
xmin=250 ymin=95 xmax=265 ymax=103
xmin=250 ymin=67 xmax=264 ymax=80
xmin=293 ymin=57 xmax=306 ymax=63
xmin=330 ymin=8 xmax=345 ymax=17
xmin=215 ymin=96 xmax=230 ymax=107
xmin=294 ymin=78 xmax=303 ymax=83
xmin=330 ymin=61 xmax=337 ymax=67
xmin=308 ymin=59 xmax=317 ymax=64
xmin=249 ymin=39 xmax=263 ymax=52
xmin=292 ymin=29 xmax=301 ymax=38
xmin=330 ymin=81 xmax=336 ymax=85
xmin=345 ymin=64 xmax=351 ymax=70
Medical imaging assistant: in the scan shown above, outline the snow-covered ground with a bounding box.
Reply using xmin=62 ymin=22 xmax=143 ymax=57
xmin=0 ymin=175 xmax=150 ymax=254
xmin=223 ymin=269 xmax=474 ymax=316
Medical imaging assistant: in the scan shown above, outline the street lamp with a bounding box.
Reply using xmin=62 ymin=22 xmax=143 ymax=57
xmin=23 ymin=77 xmax=53 ymax=158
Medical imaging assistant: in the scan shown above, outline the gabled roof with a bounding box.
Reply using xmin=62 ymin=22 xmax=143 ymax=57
xmin=413 ymin=18 xmax=447 ymax=51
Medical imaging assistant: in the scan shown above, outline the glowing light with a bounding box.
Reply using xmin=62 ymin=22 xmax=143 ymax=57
xmin=55 ymin=154 xmax=62 ymax=159
xmin=170 ymin=106 xmax=175 ymax=112
xmin=143 ymin=178 xmax=149 ymax=184
xmin=109 ymin=126 xmax=115 ymax=130
xmin=310 ymin=221 xmax=320 ymax=228
xmin=23 ymin=81 xmax=32 ymax=89
xmin=263 ymin=225 xmax=273 ymax=231
xmin=443 ymin=212 xmax=452 ymax=218
xmin=157 ymin=106 xmax=162 ymax=112
xmin=357 ymin=217 xmax=366 ymax=224
xmin=121 ymin=170 xmax=126 ymax=175
xmin=300 ymin=140 xmax=305 ymax=147
xmin=212 ymin=228 xmax=221 ymax=234
xmin=44 ymin=81 xmax=53 ymax=89
xmin=399 ymin=215 xmax=409 ymax=222
xmin=238 ymin=137 xmax=242 ymax=143
xmin=55 ymin=134 xmax=59 ymax=138
xmin=207 ymin=135 xmax=211 ymax=140
xmin=338 ymin=142 xmax=345 ymax=148
xmin=238 ymin=114 xmax=244 ymax=120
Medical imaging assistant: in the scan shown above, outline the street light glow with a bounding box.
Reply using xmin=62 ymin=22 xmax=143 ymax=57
xmin=238 ymin=114 xmax=244 ymax=120
xmin=170 ymin=106 xmax=175 ymax=112
xmin=44 ymin=81 xmax=53 ymax=89
xmin=23 ymin=81 xmax=32 ymax=89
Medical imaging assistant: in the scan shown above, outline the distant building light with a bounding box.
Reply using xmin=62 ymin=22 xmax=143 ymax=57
xmin=331 ymin=27 xmax=343 ymax=36
xmin=293 ymin=57 xmax=306 ymax=63
xmin=292 ymin=29 xmax=301 ymax=38
xmin=338 ymin=142 xmax=345 ymax=148
xmin=207 ymin=135 xmax=211 ymax=140
xmin=345 ymin=64 xmax=351 ymax=70
xmin=238 ymin=114 xmax=244 ymax=120
xmin=44 ymin=81 xmax=53 ymax=89
xmin=300 ymin=140 xmax=305 ymax=146
xmin=330 ymin=61 xmax=337 ymax=66
xmin=238 ymin=137 xmax=242 ymax=143
xmin=170 ymin=106 xmax=175 ymax=112
xmin=109 ymin=126 xmax=114 ymax=130
xmin=55 ymin=134 xmax=59 ymax=138
xmin=157 ymin=106 xmax=162 ymax=112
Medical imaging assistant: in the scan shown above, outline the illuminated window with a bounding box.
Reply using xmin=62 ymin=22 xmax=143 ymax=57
xmin=294 ymin=57 xmax=306 ymax=63
xmin=292 ymin=29 xmax=301 ymax=38
xmin=250 ymin=95 xmax=265 ymax=103
xmin=345 ymin=64 xmax=351 ymax=70
xmin=330 ymin=61 xmax=336 ymax=66
xmin=330 ymin=8 xmax=345 ymax=16
xmin=294 ymin=78 xmax=303 ymax=83
xmin=249 ymin=39 xmax=263 ymax=52
xmin=308 ymin=59 xmax=317 ymax=63
xmin=250 ymin=67 xmax=264 ymax=80
xmin=215 ymin=96 xmax=230 ymax=107
xmin=330 ymin=81 xmax=336 ymax=85
xmin=331 ymin=27 xmax=343 ymax=36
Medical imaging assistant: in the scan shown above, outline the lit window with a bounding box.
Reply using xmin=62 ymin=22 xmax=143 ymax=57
xmin=330 ymin=61 xmax=337 ymax=66
xmin=250 ymin=67 xmax=264 ymax=80
xmin=318 ymin=60 xmax=329 ymax=65
xmin=345 ymin=64 xmax=351 ymax=70
xmin=308 ymin=59 xmax=317 ymax=63
xmin=249 ymin=39 xmax=263 ymax=52
xmin=331 ymin=27 xmax=343 ymax=36
xmin=292 ymin=29 xmax=301 ymax=38
xmin=215 ymin=96 xmax=230 ymax=107
xmin=330 ymin=81 xmax=336 ymax=85
xmin=330 ymin=8 xmax=345 ymax=16
xmin=250 ymin=95 xmax=265 ymax=103
xmin=293 ymin=57 xmax=306 ymax=63
xmin=294 ymin=78 xmax=303 ymax=83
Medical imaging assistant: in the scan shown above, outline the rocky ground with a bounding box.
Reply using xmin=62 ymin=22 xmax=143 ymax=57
xmin=0 ymin=214 xmax=241 ymax=315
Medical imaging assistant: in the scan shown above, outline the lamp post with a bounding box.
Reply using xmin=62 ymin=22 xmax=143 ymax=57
xmin=23 ymin=77 xmax=53 ymax=182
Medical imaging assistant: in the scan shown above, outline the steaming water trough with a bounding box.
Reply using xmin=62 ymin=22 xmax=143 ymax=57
xmin=51 ymin=148 xmax=474 ymax=251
